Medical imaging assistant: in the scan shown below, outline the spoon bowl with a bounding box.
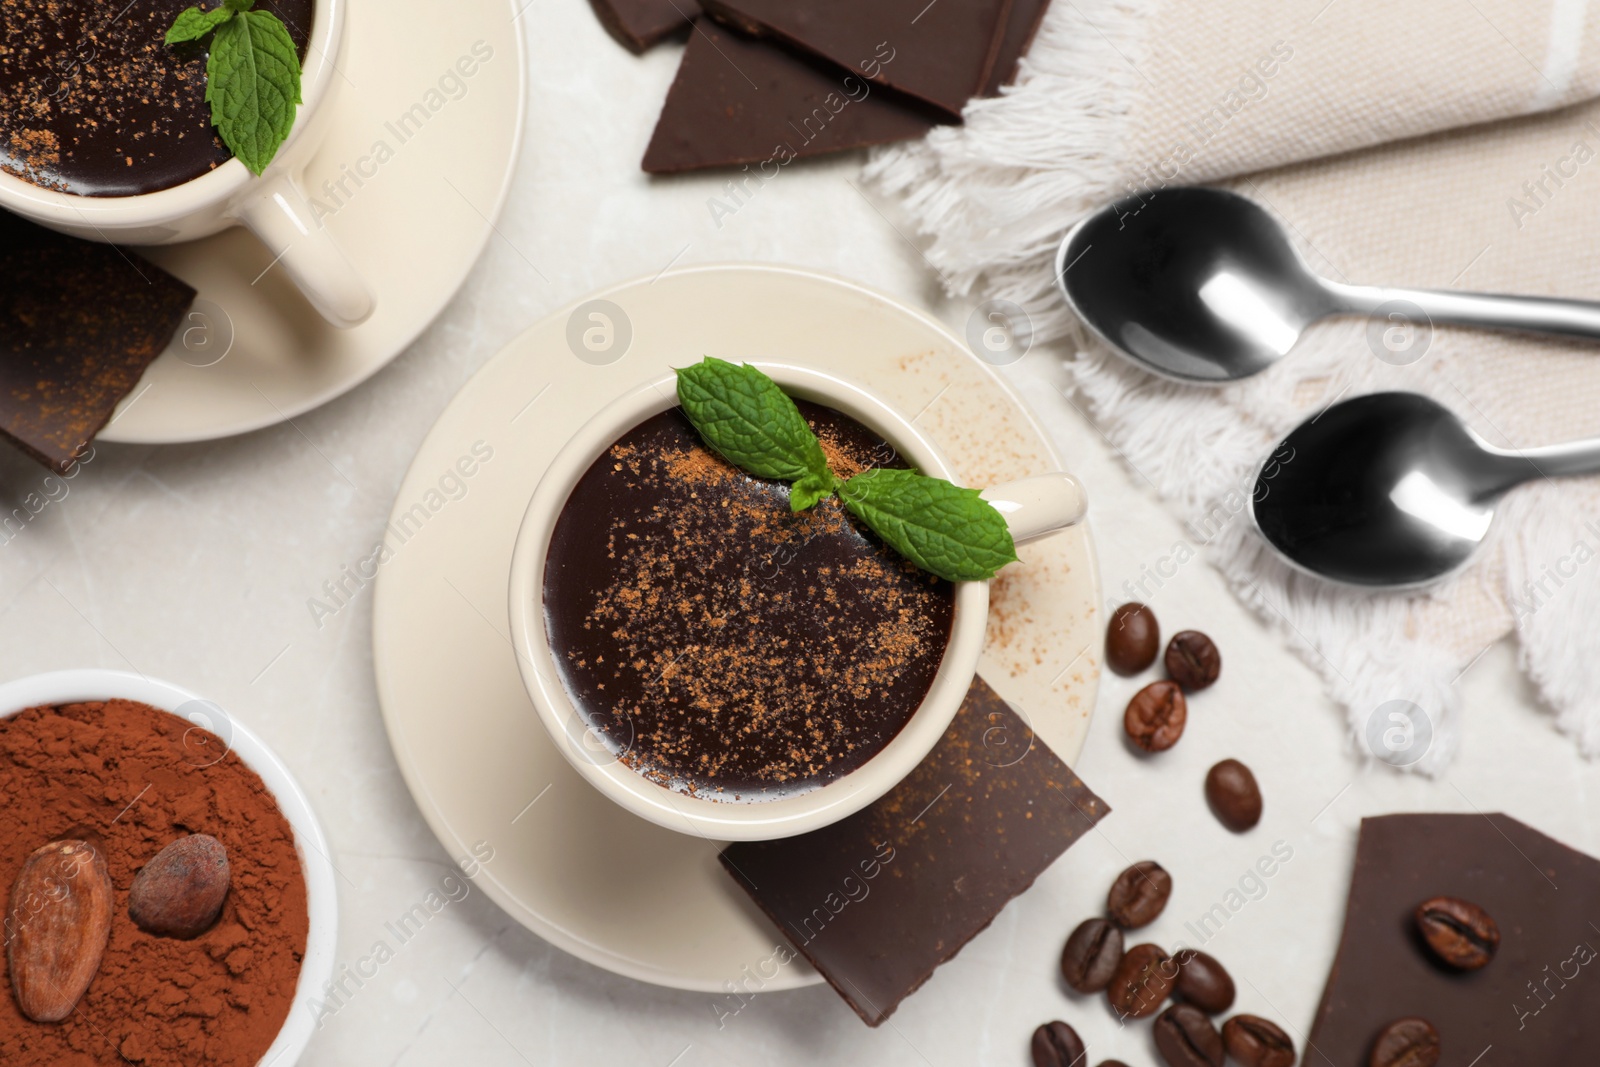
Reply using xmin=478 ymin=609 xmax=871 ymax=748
xmin=1251 ymin=392 xmax=1600 ymax=586
xmin=1058 ymin=187 xmax=1600 ymax=382
xmin=1057 ymin=188 xmax=1336 ymax=382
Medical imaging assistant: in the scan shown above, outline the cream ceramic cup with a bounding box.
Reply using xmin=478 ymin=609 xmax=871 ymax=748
xmin=507 ymin=364 xmax=1088 ymax=841
xmin=0 ymin=0 xmax=373 ymax=329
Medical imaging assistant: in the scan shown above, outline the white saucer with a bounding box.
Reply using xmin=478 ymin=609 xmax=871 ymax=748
xmin=370 ymin=264 xmax=1103 ymax=992
xmin=98 ymin=0 xmax=526 ymax=445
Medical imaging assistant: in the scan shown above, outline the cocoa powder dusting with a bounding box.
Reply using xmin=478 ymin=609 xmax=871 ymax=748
xmin=544 ymin=404 xmax=956 ymax=799
xmin=0 ymin=699 xmax=308 ymax=1066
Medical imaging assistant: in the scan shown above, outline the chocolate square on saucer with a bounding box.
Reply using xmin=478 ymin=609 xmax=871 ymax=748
xmin=589 ymin=0 xmax=693 ymax=53
xmin=720 ymin=674 xmax=1108 ymax=1026
xmin=643 ymin=22 xmax=937 ymax=174
xmin=699 ymin=0 xmax=1015 ymax=118
xmin=1309 ymin=813 xmax=1600 ymax=1063
xmin=0 ymin=211 xmax=193 ymax=472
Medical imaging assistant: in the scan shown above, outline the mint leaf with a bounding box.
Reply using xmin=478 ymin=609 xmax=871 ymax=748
xmin=839 ymin=468 xmax=1018 ymax=582
xmin=224 ymin=0 xmax=255 ymax=12
xmin=165 ymin=6 xmax=232 ymax=44
xmin=676 ymin=359 xmax=832 ymax=491
xmin=204 ymin=9 xmax=302 ymax=175
xmin=788 ymin=471 xmax=838 ymax=513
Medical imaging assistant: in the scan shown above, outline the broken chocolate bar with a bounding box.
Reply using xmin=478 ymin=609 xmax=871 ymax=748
xmin=0 ymin=210 xmax=193 ymax=472
xmin=699 ymin=0 xmax=1014 ymax=118
xmin=985 ymin=0 xmax=1052 ymax=95
xmin=720 ymin=674 xmax=1108 ymax=1026
xmin=588 ymin=0 xmax=692 ymax=54
xmin=644 ymin=22 xmax=937 ymax=175
xmin=1310 ymin=813 xmax=1600 ymax=1064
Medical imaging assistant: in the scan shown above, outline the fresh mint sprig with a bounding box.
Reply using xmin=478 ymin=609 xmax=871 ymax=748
xmin=675 ymin=358 xmax=1019 ymax=582
xmin=165 ymin=0 xmax=303 ymax=176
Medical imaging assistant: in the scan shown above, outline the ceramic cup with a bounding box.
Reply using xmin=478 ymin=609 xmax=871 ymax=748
xmin=507 ymin=364 xmax=1088 ymax=841
xmin=0 ymin=669 xmax=338 ymax=1065
xmin=0 ymin=0 xmax=373 ymax=329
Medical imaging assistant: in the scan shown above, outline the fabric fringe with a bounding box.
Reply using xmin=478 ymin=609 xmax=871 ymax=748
xmin=865 ymin=0 xmax=1157 ymax=343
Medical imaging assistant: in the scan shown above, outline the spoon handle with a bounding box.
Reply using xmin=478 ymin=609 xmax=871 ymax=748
xmin=1332 ymin=284 xmax=1600 ymax=343
xmin=1496 ymin=438 xmax=1600 ymax=481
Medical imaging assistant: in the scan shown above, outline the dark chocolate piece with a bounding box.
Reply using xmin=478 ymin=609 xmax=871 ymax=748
xmin=699 ymin=0 xmax=1014 ymax=118
xmin=643 ymin=22 xmax=936 ymax=175
xmin=588 ymin=0 xmax=692 ymax=53
xmin=984 ymin=0 xmax=1051 ymax=95
xmin=0 ymin=211 xmax=194 ymax=472
xmin=720 ymin=675 xmax=1109 ymax=1025
xmin=1309 ymin=813 xmax=1600 ymax=1064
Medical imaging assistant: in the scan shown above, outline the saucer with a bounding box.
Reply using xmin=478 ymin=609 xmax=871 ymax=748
xmin=371 ymin=264 xmax=1102 ymax=992
xmin=97 ymin=0 xmax=525 ymax=445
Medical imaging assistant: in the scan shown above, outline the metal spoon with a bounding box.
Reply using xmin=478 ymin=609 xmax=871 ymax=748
xmin=1250 ymin=392 xmax=1600 ymax=587
xmin=1056 ymin=187 xmax=1600 ymax=383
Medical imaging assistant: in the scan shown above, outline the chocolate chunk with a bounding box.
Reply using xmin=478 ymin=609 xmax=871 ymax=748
xmin=644 ymin=22 xmax=936 ymax=174
xmin=0 ymin=211 xmax=193 ymax=472
xmin=1310 ymin=813 xmax=1600 ymax=1063
xmin=720 ymin=674 xmax=1109 ymax=1026
xmin=587 ymin=0 xmax=691 ymax=53
xmin=699 ymin=0 xmax=1015 ymax=117
xmin=984 ymin=0 xmax=1052 ymax=95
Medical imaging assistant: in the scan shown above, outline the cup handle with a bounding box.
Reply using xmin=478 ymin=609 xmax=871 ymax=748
xmin=981 ymin=472 xmax=1088 ymax=545
xmin=232 ymin=171 xmax=375 ymax=328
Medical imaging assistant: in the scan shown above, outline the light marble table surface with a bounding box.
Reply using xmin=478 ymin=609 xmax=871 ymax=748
xmin=3 ymin=4 xmax=1597 ymax=1065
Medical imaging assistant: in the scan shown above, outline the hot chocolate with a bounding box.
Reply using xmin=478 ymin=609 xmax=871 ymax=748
xmin=0 ymin=0 xmax=314 ymax=196
xmin=542 ymin=401 xmax=956 ymax=800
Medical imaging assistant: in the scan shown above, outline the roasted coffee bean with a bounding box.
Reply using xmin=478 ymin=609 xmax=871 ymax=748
xmin=1125 ymin=681 xmax=1187 ymax=752
xmin=1173 ymin=948 xmax=1235 ymax=1013
xmin=1031 ymin=1020 xmax=1087 ymax=1067
xmin=1107 ymin=860 xmax=1173 ymax=928
xmin=1165 ymin=630 xmax=1221 ymax=691
xmin=1414 ymin=896 xmax=1499 ymax=970
xmin=1205 ymin=759 xmax=1263 ymax=832
xmin=1097 ymin=1062 xmax=1133 ymax=1067
xmin=1106 ymin=942 xmax=1174 ymax=1019
xmin=1368 ymin=1017 xmax=1440 ymax=1067
xmin=1061 ymin=917 xmax=1124 ymax=993
xmin=1155 ymin=1004 xmax=1224 ymax=1067
xmin=1222 ymin=1014 xmax=1297 ymax=1067
xmin=1106 ymin=602 xmax=1160 ymax=675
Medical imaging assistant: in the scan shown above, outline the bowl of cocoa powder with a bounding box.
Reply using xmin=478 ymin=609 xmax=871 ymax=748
xmin=0 ymin=669 xmax=337 ymax=1067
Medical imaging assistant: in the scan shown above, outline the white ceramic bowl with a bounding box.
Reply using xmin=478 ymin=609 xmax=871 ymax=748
xmin=0 ymin=670 xmax=337 ymax=1067
xmin=507 ymin=364 xmax=1086 ymax=841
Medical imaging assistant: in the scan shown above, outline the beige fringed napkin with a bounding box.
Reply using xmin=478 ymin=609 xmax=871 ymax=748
xmin=870 ymin=0 xmax=1600 ymax=770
